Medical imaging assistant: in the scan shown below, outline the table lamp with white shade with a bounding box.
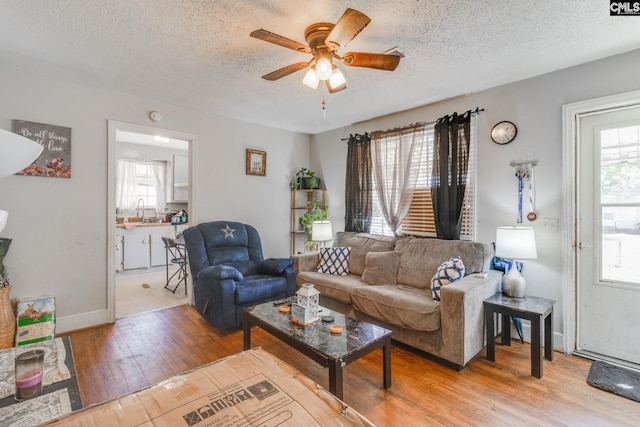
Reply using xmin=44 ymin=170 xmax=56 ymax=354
xmin=311 ymin=220 xmax=333 ymax=248
xmin=0 ymin=128 xmax=44 ymax=233
xmin=495 ymin=226 xmax=537 ymax=298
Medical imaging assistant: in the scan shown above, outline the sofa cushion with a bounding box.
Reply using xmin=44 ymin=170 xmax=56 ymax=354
xmin=315 ymin=247 xmax=351 ymax=275
xmin=297 ymin=271 xmax=365 ymax=304
xmin=360 ymin=251 xmax=399 ymax=286
xmin=333 ymin=232 xmax=396 ymax=276
xmin=430 ymin=257 xmax=465 ymax=301
xmin=395 ymin=237 xmax=492 ymax=289
xmin=351 ymin=284 xmax=441 ymax=332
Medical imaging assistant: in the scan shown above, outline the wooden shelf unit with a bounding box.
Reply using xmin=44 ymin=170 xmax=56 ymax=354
xmin=290 ymin=189 xmax=326 ymax=255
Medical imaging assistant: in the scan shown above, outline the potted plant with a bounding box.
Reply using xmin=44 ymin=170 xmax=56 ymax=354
xmin=298 ymin=199 xmax=328 ymax=241
xmin=0 ymin=238 xmax=14 ymax=349
xmin=296 ymin=167 xmax=321 ymax=190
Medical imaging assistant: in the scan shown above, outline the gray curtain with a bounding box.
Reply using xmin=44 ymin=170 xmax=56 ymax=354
xmin=431 ymin=111 xmax=471 ymax=240
xmin=371 ymin=124 xmax=426 ymax=236
xmin=345 ymin=133 xmax=372 ymax=233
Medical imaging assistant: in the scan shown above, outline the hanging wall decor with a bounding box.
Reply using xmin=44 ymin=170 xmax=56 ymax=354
xmin=246 ymin=149 xmax=266 ymax=176
xmin=12 ymin=120 xmax=72 ymax=178
xmin=510 ymin=160 xmax=538 ymax=223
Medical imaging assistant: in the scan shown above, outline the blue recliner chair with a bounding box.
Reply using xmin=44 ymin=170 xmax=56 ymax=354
xmin=183 ymin=221 xmax=296 ymax=329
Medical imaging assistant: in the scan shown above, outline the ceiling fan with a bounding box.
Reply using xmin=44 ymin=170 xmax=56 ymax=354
xmin=250 ymin=8 xmax=401 ymax=93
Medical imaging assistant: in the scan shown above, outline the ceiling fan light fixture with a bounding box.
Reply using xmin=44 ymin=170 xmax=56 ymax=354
xmin=328 ymin=67 xmax=346 ymax=90
xmin=315 ymin=57 xmax=332 ymax=81
xmin=302 ymin=68 xmax=320 ymax=89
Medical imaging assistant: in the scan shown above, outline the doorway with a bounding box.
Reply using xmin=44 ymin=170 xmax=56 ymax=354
xmin=577 ymin=105 xmax=640 ymax=366
xmin=564 ymin=91 xmax=640 ymax=368
xmin=107 ymin=120 xmax=197 ymax=321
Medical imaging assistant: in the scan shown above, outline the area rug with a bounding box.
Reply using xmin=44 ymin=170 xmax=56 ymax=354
xmin=587 ymin=360 xmax=640 ymax=402
xmin=0 ymin=336 xmax=82 ymax=426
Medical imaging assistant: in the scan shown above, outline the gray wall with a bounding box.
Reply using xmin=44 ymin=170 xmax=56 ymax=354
xmin=311 ymin=48 xmax=640 ymax=344
xmin=0 ymin=66 xmax=310 ymax=332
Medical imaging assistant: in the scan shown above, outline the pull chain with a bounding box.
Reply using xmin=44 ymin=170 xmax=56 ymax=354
xmin=321 ymin=85 xmax=326 ymax=118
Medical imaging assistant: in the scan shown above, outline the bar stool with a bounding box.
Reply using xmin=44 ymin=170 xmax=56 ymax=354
xmin=162 ymin=237 xmax=188 ymax=294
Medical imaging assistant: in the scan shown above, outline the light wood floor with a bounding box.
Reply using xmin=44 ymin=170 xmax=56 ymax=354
xmin=61 ymin=305 xmax=639 ymax=426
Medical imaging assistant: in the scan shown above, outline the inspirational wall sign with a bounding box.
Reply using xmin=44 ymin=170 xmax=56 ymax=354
xmin=12 ymin=120 xmax=72 ymax=178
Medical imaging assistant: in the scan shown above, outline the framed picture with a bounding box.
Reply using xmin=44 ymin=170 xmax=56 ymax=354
xmin=246 ymin=149 xmax=266 ymax=176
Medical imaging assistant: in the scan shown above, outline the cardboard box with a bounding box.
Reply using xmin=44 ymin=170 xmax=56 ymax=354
xmin=45 ymin=347 xmax=376 ymax=426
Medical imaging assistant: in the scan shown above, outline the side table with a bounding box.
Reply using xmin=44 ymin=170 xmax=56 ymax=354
xmin=484 ymin=293 xmax=556 ymax=378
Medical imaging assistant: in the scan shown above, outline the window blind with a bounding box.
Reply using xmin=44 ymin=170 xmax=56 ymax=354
xmin=371 ymin=116 xmax=476 ymax=240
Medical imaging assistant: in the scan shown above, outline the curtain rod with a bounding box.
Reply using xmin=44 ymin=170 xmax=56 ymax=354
xmin=342 ymin=107 xmax=485 ymax=141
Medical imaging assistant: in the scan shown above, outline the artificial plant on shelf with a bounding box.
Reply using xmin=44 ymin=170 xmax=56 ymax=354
xmin=298 ymin=199 xmax=328 ymax=241
xmin=295 ymin=167 xmax=320 ymax=190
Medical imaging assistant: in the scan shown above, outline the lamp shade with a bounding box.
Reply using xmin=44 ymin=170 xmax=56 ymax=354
xmin=328 ymin=67 xmax=346 ymax=90
xmin=0 ymin=210 xmax=7 ymax=234
xmin=311 ymin=220 xmax=333 ymax=242
xmin=315 ymin=58 xmax=332 ymax=81
xmin=0 ymin=128 xmax=43 ymax=177
xmin=302 ymin=68 xmax=319 ymax=89
xmin=495 ymin=227 xmax=537 ymax=259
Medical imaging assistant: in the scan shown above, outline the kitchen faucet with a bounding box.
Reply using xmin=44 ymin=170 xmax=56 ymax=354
xmin=136 ymin=198 xmax=145 ymax=221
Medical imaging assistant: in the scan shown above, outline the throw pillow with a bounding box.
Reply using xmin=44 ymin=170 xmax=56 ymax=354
xmin=315 ymin=247 xmax=351 ymax=275
xmin=430 ymin=257 xmax=465 ymax=301
xmin=360 ymin=251 xmax=399 ymax=285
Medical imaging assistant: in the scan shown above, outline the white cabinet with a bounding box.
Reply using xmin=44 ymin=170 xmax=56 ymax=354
xmin=172 ymin=155 xmax=188 ymax=202
xmin=123 ymin=234 xmax=150 ymax=270
xmin=115 ymin=235 xmax=124 ymax=272
xmin=116 ymin=225 xmax=187 ymax=272
xmin=150 ymin=232 xmax=173 ymax=267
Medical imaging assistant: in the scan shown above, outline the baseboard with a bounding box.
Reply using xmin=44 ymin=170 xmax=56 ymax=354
xmin=509 ymin=321 xmax=564 ymax=352
xmin=56 ymin=309 xmax=112 ymax=334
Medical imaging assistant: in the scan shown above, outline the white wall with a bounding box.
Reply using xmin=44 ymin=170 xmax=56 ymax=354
xmin=311 ymin=48 xmax=640 ymax=343
xmin=0 ymin=66 xmax=310 ymax=332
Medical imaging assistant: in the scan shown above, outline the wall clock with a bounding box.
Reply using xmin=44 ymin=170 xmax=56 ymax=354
xmin=490 ymin=121 xmax=517 ymax=145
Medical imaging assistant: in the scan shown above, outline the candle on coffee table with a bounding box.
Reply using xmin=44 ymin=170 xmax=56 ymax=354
xmin=15 ymin=349 xmax=45 ymax=400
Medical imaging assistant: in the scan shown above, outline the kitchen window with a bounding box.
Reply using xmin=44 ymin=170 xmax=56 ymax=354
xmin=116 ymin=159 xmax=167 ymax=216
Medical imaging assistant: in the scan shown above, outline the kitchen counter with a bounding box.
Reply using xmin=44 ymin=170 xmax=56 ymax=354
xmin=116 ymin=222 xmax=188 ymax=229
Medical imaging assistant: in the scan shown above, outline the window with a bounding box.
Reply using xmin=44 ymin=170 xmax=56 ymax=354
xmin=370 ymin=116 xmax=476 ymax=240
xmin=116 ymin=159 xmax=167 ymax=215
xmin=135 ymin=161 xmax=164 ymax=208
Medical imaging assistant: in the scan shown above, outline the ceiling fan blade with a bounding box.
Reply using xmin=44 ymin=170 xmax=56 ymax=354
xmin=341 ymin=52 xmax=401 ymax=71
xmin=262 ymin=62 xmax=309 ymax=81
xmin=250 ymin=29 xmax=311 ymax=53
xmin=325 ymin=80 xmax=347 ymax=94
xmin=325 ymin=8 xmax=371 ymax=50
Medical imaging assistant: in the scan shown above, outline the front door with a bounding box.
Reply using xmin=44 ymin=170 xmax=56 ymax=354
xmin=577 ymin=105 xmax=640 ymax=366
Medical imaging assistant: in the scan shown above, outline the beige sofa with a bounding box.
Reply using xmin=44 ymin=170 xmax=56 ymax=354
xmin=294 ymin=232 xmax=502 ymax=370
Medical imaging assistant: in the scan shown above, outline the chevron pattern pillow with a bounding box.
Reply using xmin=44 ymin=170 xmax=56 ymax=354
xmin=431 ymin=257 xmax=465 ymax=301
xmin=315 ymin=247 xmax=351 ymax=275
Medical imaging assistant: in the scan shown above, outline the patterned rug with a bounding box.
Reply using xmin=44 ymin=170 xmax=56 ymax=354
xmin=587 ymin=360 xmax=640 ymax=403
xmin=0 ymin=336 xmax=82 ymax=426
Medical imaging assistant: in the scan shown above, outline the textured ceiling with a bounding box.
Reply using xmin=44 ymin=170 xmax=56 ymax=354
xmin=2 ymin=1 xmax=640 ymax=135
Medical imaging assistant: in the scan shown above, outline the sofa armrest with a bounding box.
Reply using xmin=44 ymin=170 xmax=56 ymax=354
xmin=292 ymin=252 xmax=320 ymax=274
xmin=439 ymin=270 xmax=502 ymax=367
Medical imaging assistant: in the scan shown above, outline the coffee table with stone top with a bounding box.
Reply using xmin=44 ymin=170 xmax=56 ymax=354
xmin=243 ymin=297 xmax=392 ymax=400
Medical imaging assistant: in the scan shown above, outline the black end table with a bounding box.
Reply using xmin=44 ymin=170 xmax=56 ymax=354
xmin=484 ymin=293 xmax=556 ymax=378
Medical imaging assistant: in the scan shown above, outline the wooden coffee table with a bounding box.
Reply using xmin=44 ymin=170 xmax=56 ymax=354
xmin=244 ymin=299 xmax=392 ymax=400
